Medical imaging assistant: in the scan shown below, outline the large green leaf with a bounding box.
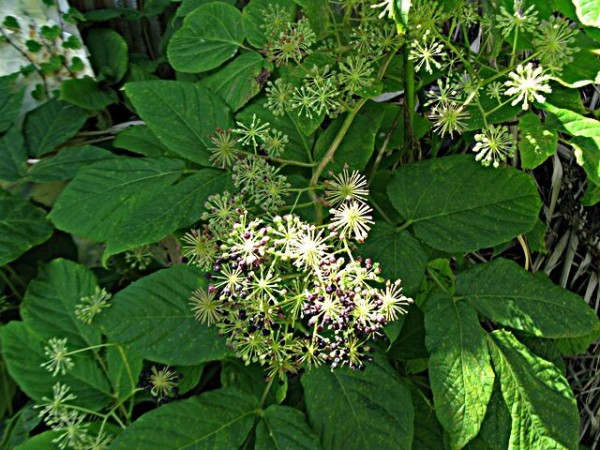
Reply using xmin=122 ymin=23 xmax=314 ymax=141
xmin=177 ymin=0 xmax=237 ymax=17
xmin=518 ymin=113 xmax=557 ymax=169
xmin=543 ymin=103 xmax=600 ymax=183
xmin=242 ymin=0 xmax=297 ymax=48
xmin=423 ymin=293 xmax=494 ymax=450
xmin=200 ymin=52 xmax=272 ymax=111
xmin=23 ymin=100 xmax=87 ymax=157
xmin=0 ymin=190 xmax=53 ymax=266
xmin=113 ymin=125 xmax=168 ymax=157
xmin=313 ymin=103 xmax=386 ymax=173
xmin=27 ymin=146 xmax=116 ymax=183
xmin=20 ymin=259 xmax=101 ymax=347
xmin=104 ymin=169 xmax=231 ymax=259
xmin=0 ymin=127 xmax=27 ymax=182
xmin=457 ymin=258 xmax=599 ymax=339
xmin=256 ymin=405 xmax=321 ymax=450
xmin=0 ymin=74 xmax=24 ymax=133
xmin=465 ymin=387 xmax=511 ymax=450
xmin=87 ymin=29 xmax=128 ymax=84
xmin=490 ymin=330 xmax=579 ymax=450
xmin=59 ymin=77 xmax=118 ymax=111
xmin=302 ymin=356 xmax=414 ymax=450
xmin=545 ymin=103 xmax=600 ymax=137
xmin=582 ymin=181 xmax=600 ymax=206
xmin=125 ymin=81 xmax=231 ymax=165
xmin=48 ymin=157 xmax=184 ymax=243
xmin=573 ymin=0 xmax=600 ymax=27
xmin=99 ymin=264 xmax=233 ymax=365
xmin=358 ymin=223 xmax=427 ymax=297
xmin=387 ymin=155 xmax=541 ymax=253
xmin=570 ymin=136 xmax=600 ymax=185
xmin=109 ymin=387 xmax=258 ymax=449
xmin=1 ymin=322 xmax=111 ymax=409
xmin=167 ymin=2 xmax=243 ymax=73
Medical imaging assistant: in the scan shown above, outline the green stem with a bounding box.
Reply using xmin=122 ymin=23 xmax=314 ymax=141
xmin=396 ymin=220 xmax=413 ymax=234
xmin=403 ymin=39 xmax=417 ymax=160
xmin=309 ymin=98 xmax=368 ymax=223
xmin=0 ymin=269 xmax=22 ymax=301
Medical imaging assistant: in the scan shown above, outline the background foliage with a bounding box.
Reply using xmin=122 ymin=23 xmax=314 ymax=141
xmin=1 ymin=0 xmax=600 ymax=449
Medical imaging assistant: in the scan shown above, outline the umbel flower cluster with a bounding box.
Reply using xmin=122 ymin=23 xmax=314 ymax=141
xmin=187 ymin=170 xmax=412 ymax=378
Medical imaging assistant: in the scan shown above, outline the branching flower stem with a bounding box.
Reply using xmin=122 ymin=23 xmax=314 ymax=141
xmin=309 ymin=53 xmax=395 ymax=222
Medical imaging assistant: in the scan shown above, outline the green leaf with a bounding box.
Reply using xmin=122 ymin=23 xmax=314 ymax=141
xmin=20 ymin=259 xmax=101 ymax=347
xmin=125 ymin=81 xmax=231 ymax=165
xmin=0 ymin=127 xmax=27 ymax=182
xmin=237 ymin=100 xmax=313 ymax=163
xmin=358 ymin=222 xmax=427 ymax=297
xmin=554 ymin=34 xmax=600 ymax=87
xmin=221 ymin=360 xmax=277 ymax=404
xmin=387 ymin=305 xmax=428 ymax=361
xmin=113 ymin=125 xmax=168 ymax=157
xmin=518 ymin=113 xmax=558 ymax=169
xmin=411 ymin=386 xmax=445 ymax=450
xmin=1 ymin=322 xmax=111 ymax=409
xmin=457 ymin=258 xmax=600 ymax=339
xmin=0 ymin=191 xmax=53 ymax=266
xmin=14 ymin=431 xmax=60 ymax=450
xmin=302 ymin=355 xmax=414 ymax=450
xmin=573 ymin=0 xmax=600 ymax=27
xmin=99 ymin=264 xmax=233 ymax=365
xmin=581 ymin=181 xmax=600 ymax=206
xmin=109 ymin=387 xmax=258 ymax=450
xmin=59 ymin=77 xmax=117 ymax=110
xmin=200 ymin=52 xmax=273 ymax=111
xmin=423 ymin=293 xmax=495 ymax=450
xmin=570 ymin=136 xmax=600 ymax=185
xmin=242 ymin=0 xmax=297 ymax=48
xmin=106 ymin=345 xmax=143 ymax=403
xmin=167 ymin=3 xmax=243 ymax=73
xmin=87 ymin=29 xmax=129 ymax=84
xmin=543 ymin=103 xmax=600 ymax=183
xmin=387 ymin=155 xmax=541 ymax=253
xmin=0 ymin=404 xmax=42 ymax=450
xmin=48 ymin=157 xmax=184 ymax=243
xmin=24 ymin=100 xmax=87 ymax=157
xmin=0 ymin=74 xmax=24 ymax=133
xmin=177 ymin=0 xmax=237 ymax=17
xmin=256 ymin=405 xmax=321 ymax=450
xmin=313 ymin=103 xmax=386 ymax=172
xmin=490 ymin=330 xmax=579 ymax=450
xmin=291 ymin=0 xmax=329 ymax=38
xmin=544 ymin=103 xmax=600 ymax=137
xmin=392 ymin=0 xmax=412 ymax=33
xmin=465 ymin=386 xmax=511 ymax=450
xmin=104 ymin=169 xmax=231 ymax=259
xmin=27 ymin=145 xmax=116 ymax=183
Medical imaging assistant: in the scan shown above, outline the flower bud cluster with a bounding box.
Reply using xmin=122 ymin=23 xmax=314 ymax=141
xmin=189 ymin=210 xmax=412 ymax=378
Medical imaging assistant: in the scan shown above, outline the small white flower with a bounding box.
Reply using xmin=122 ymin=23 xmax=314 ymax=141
xmin=41 ymin=338 xmax=74 ymax=377
xmin=428 ymin=102 xmax=469 ymax=137
xmin=189 ymin=289 xmax=223 ymax=325
xmin=36 ymin=382 xmax=77 ymax=421
xmin=329 ymin=201 xmax=374 ymax=242
xmin=325 ymin=168 xmax=369 ymax=207
xmin=408 ymin=30 xmax=446 ymax=74
xmin=380 ymin=280 xmax=412 ymax=321
xmin=370 ymin=0 xmax=394 ymax=19
xmin=75 ymin=287 xmax=112 ymax=325
xmin=289 ymin=225 xmax=330 ymax=269
xmin=504 ymin=63 xmax=552 ymax=110
xmin=472 ymin=125 xmax=515 ymax=168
